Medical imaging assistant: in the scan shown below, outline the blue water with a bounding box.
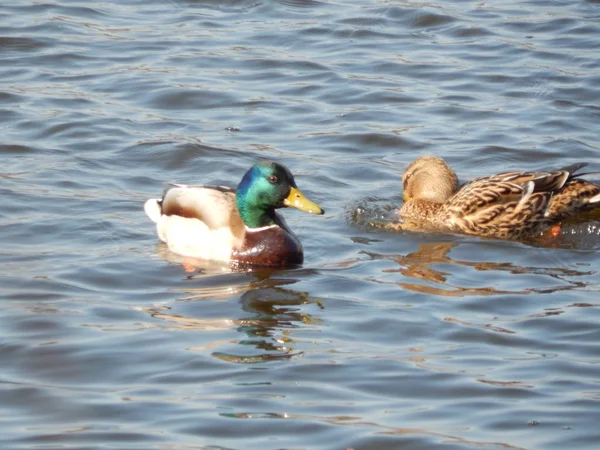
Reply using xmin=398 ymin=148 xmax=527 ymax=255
xmin=2 ymin=1 xmax=600 ymax=449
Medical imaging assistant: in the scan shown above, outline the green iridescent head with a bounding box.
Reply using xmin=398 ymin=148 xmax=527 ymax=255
xmin=236 ymin=161 xmax=324 ymax=228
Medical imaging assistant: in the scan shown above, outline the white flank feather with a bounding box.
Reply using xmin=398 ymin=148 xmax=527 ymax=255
xmin=155 ymin=215 xmax=235 ymax=262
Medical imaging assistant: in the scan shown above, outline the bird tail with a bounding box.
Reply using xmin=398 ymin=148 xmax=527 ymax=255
xmin=144 ymin=199 xmax=163 ymax=223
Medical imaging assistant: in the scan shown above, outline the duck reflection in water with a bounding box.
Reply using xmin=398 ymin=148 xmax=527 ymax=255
xmin=142 ymin=257 xmax=323 ymax=364
xmin=359 ymin=239 xmax=596 ymax=335
xmin=364 ymin=241 xmax=594 ymax=298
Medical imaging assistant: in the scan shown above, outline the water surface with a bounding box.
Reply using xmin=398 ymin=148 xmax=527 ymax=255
xmin=2 ymin=1 xmax=600 ymax=449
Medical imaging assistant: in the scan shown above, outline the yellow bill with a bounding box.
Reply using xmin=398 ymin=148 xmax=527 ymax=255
xmin=283 ymin=187 xmax=324 ymax=215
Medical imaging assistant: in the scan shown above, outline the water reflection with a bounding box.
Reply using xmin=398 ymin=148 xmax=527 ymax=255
xmin=213 ymin=282 xmax=322 ymax=364
xmin=362 ymin=241 xmax=596 ymax=297
xmin=217 ymin=411 xmax=526 ymax=450
xmin=142 ymin=253 xmax=323 ymax=364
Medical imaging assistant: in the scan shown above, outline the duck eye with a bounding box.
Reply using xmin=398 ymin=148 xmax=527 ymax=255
xmin=267 ymin=175 xmax=278 ymax=184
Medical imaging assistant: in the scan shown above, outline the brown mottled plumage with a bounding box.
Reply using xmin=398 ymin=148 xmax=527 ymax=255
xmin=396 ymin=156 xmax=600 ymax=240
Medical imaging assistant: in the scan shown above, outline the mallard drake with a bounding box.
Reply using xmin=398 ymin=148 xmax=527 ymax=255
xmin=144 ymin=161 xmax=324 ymax=267
xmin=396 ymin=155 xmax=600 ymax=240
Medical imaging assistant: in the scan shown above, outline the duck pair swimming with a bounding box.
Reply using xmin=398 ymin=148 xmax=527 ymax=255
xmin=145 ymin=157 xmax=600 ymax=267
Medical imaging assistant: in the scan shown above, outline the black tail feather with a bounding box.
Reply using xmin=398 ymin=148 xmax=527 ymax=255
xmin=559 ymin=162 xmax=587 ymax=175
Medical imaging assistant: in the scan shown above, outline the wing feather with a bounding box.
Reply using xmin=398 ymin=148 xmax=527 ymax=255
xmin=161 ymin=186 xmax=240 ymax=231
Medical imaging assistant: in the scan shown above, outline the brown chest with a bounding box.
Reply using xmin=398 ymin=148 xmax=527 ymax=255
xmin=231 ymin=226 xmax=303 ymax=267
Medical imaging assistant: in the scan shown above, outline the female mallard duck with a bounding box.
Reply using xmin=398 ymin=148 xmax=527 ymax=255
xmin=396 ymin=155 xmax=600 ymax=240
xmin=144 ymin=161 xmax=324 ymax=267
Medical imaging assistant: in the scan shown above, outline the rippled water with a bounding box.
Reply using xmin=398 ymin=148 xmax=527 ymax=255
xmin=2 ymin=1 xmax=600 ymax=448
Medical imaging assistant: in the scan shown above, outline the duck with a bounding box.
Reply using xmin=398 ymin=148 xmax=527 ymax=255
xmin=144 ymin=161 xmax=324 ymax=267
xmin=394 ymin=155 xmax=600 ymax=240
